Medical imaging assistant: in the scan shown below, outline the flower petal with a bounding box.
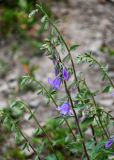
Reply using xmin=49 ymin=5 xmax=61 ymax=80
xmin=62 ymin=68 xmax=70 ymax=81
xmin=57 ymin=102 xmax=71 ymax=116
xmin=48 ymin=77 xmax=62 ymax=90
xmin=48 ymin=78 xmax=53 ymax=86
xmin=105 ymin=139 xmax=114 ymax=149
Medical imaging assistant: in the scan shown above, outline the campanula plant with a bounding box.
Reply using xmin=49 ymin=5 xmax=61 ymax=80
xmin=0 ymin=3 xmax=114 ymax=160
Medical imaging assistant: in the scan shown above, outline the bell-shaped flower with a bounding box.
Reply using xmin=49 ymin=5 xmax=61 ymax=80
xmin=62 ymin=68 xmax=70 ymax=81
xmin=57 ymin=102 xmax=72 ymax=116
xmin=48 ymin=77 xmax=62 ymax=90
xmin=105 ymin=138 xmax=114 ymax=149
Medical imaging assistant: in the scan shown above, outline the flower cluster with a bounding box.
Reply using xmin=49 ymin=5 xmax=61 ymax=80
xmin=48 ymin=68 xmax=71 ymax=116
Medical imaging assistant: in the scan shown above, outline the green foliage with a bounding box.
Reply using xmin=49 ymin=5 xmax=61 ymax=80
xmin=81 ymin=117 xmax=95 ymax=129
xmin=1 ymin=3 xmax=114 ymax=160
xmin=70 ymin=44 xmax=80 ymax=51
xmin=3 ymin=149 xmax=25 ymax=160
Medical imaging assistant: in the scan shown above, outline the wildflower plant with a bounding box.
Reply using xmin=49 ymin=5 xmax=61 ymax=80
xmin=1 ymin=3 xmax=114 ymax=160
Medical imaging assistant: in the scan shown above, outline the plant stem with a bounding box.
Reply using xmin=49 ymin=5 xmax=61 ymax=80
xmin=38 ymin=4 xmax=79 ymax=91
xmin=90 ymin=125 xmax=97 ymax=146
xmin=95 ymin=116 xmax=105 ymax=139
xmin=63 ymin=80 xmax=90 ymax=160
xmin=50 ymin=40 xmax=89 ymax=159
xmin=37 ymin=5 xmax=89 ymax=159
xmin=12 ymin=120 xmax=40 ymax=159
xmin=102 ymin=110 xmax=114 ymax=120
xmin=33 ymin=78 xmax=76 ymax=140
xmin=25 ymin=104 xmax=59 ymax=160
xmin=18 ymin=128 xmax=40 ymax=159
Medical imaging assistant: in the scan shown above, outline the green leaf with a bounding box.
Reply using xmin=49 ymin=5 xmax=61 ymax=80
xmin=45 ymin=154 xmax=57 ymax=160
xmin=108 ymin=48 xmax=114 ymax=56
xmin=19 ymin=75 xmax=33 ymax=87
xmin=75 ymin=104 xmax=86 ymax=110
xmin=28 ymin=113 xmax=34 ymax=120
xmin=37 ymin=89 xmax=43 ymax=95
xmin=57 ymin=119 xmax=65 ymax=126
xmin=81 ymin=117 xmax=94 ymax=129
xmin=18 ymin=0 xmax=27 ymax=10
xmin=34 ymin=128 xmax=40 ymax=136
xmin=36 ymin=142 xmax=45 ymax=154
xmin=28 ymin=9 xmax=38 ymax=18
xmin=91 ymin=141 xmax=108 ymax=160
xmin=22 ymin=143 xmax=28 ymax=150
xmin=10 ymin=100 xmax=25 ymax=110
xmin=34 ymin=155 xmax=40 ymax=160
xmin=102 ymin=85 xmax=113 ymax=93
xmin=70 ymin=44 xmax=80 ymax=51
xmin=41 ymin=15 xmax=47 ymax=23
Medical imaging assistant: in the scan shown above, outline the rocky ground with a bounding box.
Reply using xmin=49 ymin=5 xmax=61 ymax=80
xmin=0 ymin=0 xmax=114 ymax=158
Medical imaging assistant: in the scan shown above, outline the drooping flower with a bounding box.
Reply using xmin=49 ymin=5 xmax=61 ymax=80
xmin=48 ymin=77 xmax=62 ymax=90
xmin=62 ymin=68 xmax=70 ymax=81
xmin=57 ymin=102 xmax=72 ymax=116
xmin=105 ymin=139 xmax=114 ymax=149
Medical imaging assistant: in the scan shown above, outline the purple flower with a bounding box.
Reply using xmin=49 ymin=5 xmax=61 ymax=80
xmin=48 ymin=77 xmax=62 ymax=90
xmin=112 ymin=92 xmax=114 ymax=96
xmin=57 ymin=102 xmax=72 ymax=116
xmin=62 ymin=68 xmax=70 ymax=81
xmin=105 ymin=139 xmax=114 ymax=149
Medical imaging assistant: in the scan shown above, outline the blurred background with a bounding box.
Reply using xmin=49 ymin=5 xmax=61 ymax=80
xmin=0 ymin=0 xmax=114 ymax=159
